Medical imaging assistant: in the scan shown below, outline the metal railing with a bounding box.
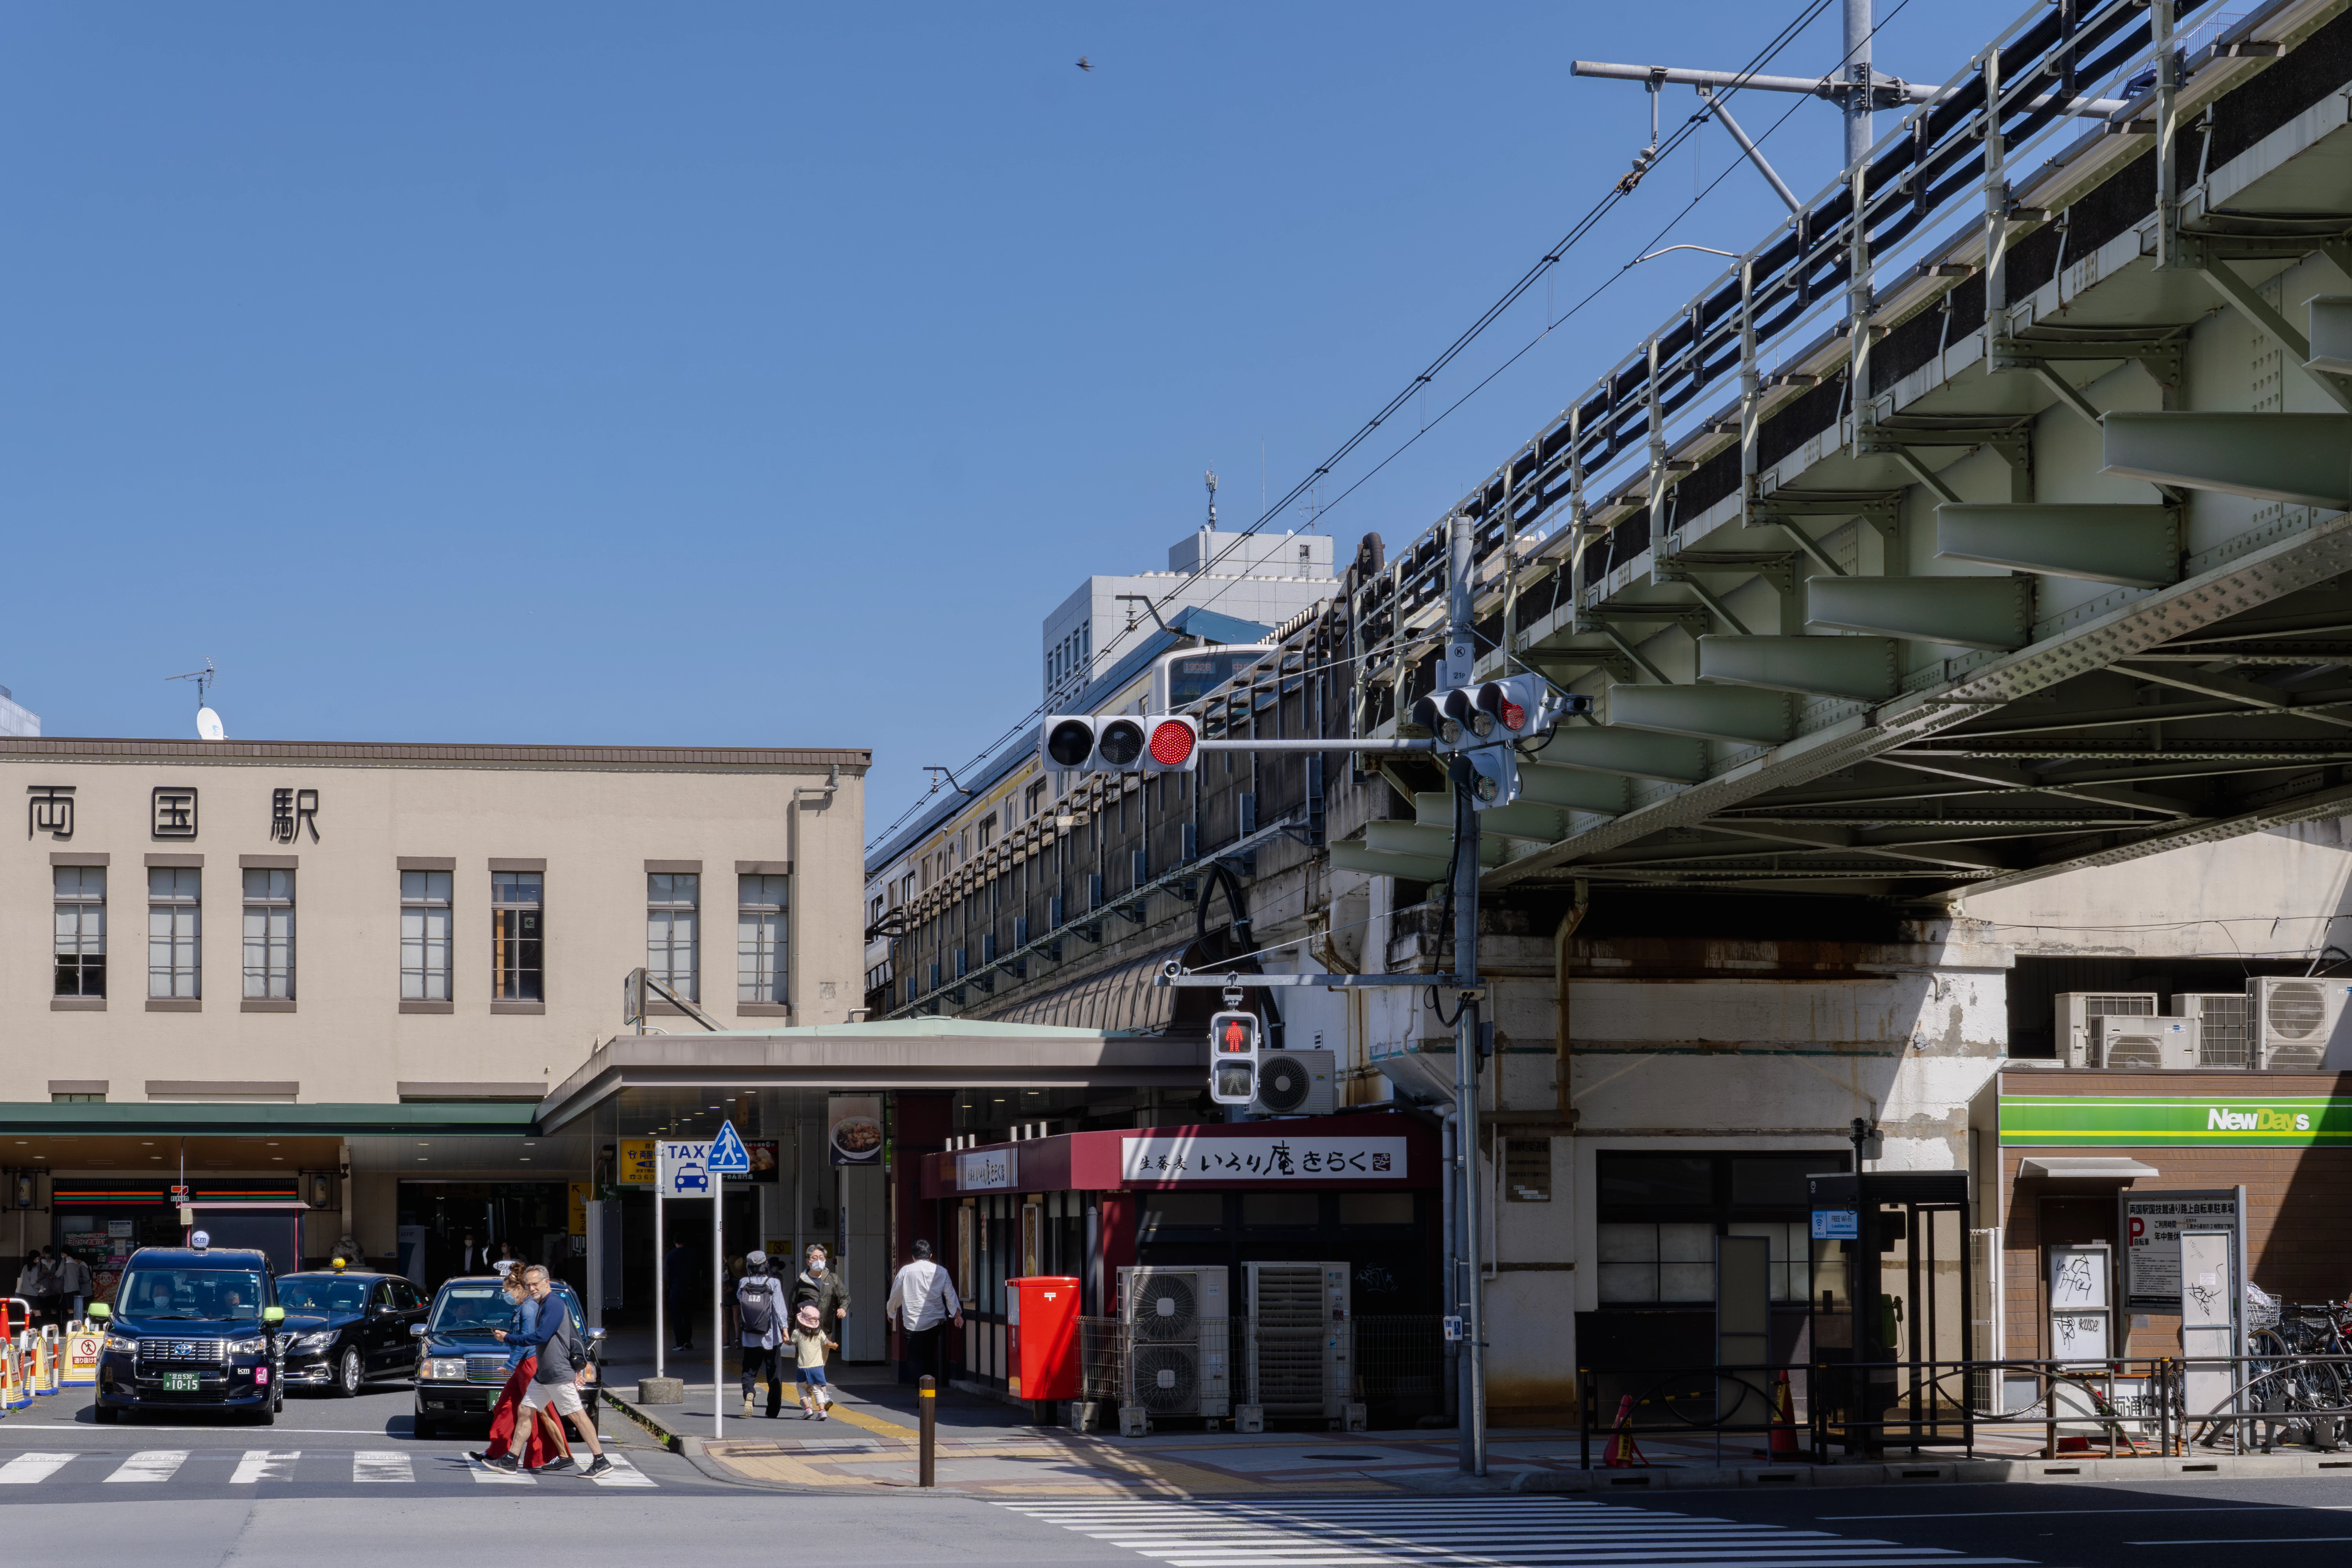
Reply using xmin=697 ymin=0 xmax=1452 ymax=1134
xmin=1579 ymin=1351 xmax=2352 ymax=1468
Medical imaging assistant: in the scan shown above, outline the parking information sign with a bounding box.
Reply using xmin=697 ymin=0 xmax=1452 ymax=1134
xmin=707 ymin=1120 xmax=751 ymax=1176
xmin=657 ymin=1140 xmax=712 ymax=1198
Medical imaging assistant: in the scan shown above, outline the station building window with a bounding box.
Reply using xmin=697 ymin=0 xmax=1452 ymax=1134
xmin=241 ymin=868 xmax=295 ymax=1000
xmin=147 ymin=867 xmax=201 ymax=999
xmin=53 ymin=866 xmax=105 ymax=998
xmin=647 ymin=872 xmax=699 ymax=1002
xmin=492 ymin=871 xmax=543 ymax=1001
xmin=737 ymin=873 xmax=787 ymax=1005
xmin=400 ymin=869 xmax=453 ymax=1001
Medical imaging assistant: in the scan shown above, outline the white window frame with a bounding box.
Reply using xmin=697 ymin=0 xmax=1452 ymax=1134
xmin=646 ymin=872 xmax=699 ymax=1002
xmin=737 ymin=873 xmax=788 ymax=1005
xmin=241 ymin=867 xmax=295 ymax=1000
xmin=400 ymin=869 xmax=454 ymax=1001
xmin=148 ymin=867 xmax=201 ymax=999
xmin=53 ymin=866 xmax=106 ymax=999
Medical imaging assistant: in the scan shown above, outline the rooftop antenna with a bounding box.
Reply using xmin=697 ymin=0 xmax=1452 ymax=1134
xmin=166 ymin=659 xmax=225 ymax=742
xmin=1204 ymin=466 xmax=1218 ymax=531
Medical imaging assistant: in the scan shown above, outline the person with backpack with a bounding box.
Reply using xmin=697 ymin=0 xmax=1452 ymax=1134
xmin=735 ymin=1250 xmax=791 ymax=1418
xmin=490 ymin=1265 xmax=613 ymax=1479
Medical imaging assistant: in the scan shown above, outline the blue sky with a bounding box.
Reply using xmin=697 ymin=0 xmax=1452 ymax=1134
xmin=0 ymin=2 xmax=2013 ymax=833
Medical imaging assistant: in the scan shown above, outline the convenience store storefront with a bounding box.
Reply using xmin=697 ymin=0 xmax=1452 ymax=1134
xmin=1984 ymin=1067 xmax=2352 ymax=1365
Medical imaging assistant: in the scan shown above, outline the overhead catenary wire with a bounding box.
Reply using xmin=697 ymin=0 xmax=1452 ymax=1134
xmin=869 ymin=0 xmax=1853 ymax=855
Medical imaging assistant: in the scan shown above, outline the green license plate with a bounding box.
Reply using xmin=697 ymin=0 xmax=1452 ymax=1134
xmin=162 ymin=1372 xmax=199 ymax=1392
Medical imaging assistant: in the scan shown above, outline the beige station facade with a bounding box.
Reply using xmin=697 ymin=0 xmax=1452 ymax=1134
xmin=0 ymin=736 xmax=867 ymax=1298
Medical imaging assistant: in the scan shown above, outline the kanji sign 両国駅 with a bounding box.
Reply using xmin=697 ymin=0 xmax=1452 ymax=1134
xmin=1120 ymin=1135 xmax=1406 ymax=1181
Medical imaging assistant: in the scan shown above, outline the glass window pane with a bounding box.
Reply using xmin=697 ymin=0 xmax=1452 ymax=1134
xmin=1597 ymin=1263 xmax=1657 ymax=1304
xmin=1599 ymin=1154 xmax=1714 ymax=1210
xmin=1596 ymin=1223 xmax=1657 ymax=1263
xmin=1659 ymin=1222 xmax=1715 ymax=1263
xmin=401 ymin=870 xmax=424 ymax=900
xmin=1659 ymin=1263 xmax=1713 ymax=1302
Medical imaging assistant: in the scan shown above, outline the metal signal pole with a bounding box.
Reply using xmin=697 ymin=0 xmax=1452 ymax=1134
xmin=1442 ymin=511 xmax=1488 ymax=1478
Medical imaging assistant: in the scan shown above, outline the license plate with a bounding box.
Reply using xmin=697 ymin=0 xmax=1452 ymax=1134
xmin=163 ymin=1372 xmax=199 ymax=1392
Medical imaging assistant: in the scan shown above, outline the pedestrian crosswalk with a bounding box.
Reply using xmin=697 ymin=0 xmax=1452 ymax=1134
xmin=999 ymin=1497 xmax=2038 ymax=1567
xmin=0 ymin=1448 xmax=656 ymax=1492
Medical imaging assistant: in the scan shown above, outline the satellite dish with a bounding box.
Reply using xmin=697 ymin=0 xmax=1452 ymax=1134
xmin=196 ymin=706 xmax=225 ymax=742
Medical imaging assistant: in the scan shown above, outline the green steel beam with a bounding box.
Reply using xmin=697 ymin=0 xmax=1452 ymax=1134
xmin=1695 ymin=633 xmax=1899 ymax=701
xmin=1413 ymin=791 xmax=1566 ymax=841
xmin=1935 ymin=503 xmax=2179 ymax=588
xmin=2102 ymin=411 xmax=2352 ymax=507
xmin=2310 ymin=295 xmax=2352 ymax=377
xmin=1526 ymin=725 xmax=1710 ymax=782
xmin=1606 ymin=682 xmax=1795 ymax=745
xmin=1367 ymin=820 xmax=1508 ymax=866
xmin=1806 ymin=575 xmax=2035 ymax=651
xmin=1515 ymin=763 xmax=1632 ymax=815
xmin=1329 ymin=840 xmax=1451 ymax=883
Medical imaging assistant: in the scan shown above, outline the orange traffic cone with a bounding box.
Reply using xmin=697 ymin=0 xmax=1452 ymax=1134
xmin=1604 ymin=1394 xmax=1648 ymax=1468
xmin=1769 ymin=1371 xmax=1799 ymax=1457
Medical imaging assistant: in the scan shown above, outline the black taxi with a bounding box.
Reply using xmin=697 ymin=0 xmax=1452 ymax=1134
xmin=91 ymin=1241 xmax=286 ymax=1425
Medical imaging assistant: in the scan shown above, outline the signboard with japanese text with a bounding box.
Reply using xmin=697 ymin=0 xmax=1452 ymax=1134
xmin=2123 ymin=1189 xmax=2243 ymax=1310
xmin=617 ymin=1140 xmax=655 ymax=1187
xmin=1121 ymin=1134 xmax=1407 ymax=1182
xmin=956 ymin=1147 xmax=1018 ymax=1192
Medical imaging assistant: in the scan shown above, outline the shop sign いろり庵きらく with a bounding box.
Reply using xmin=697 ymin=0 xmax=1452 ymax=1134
xmin=2001 ymin=1094 xmax=2352 ymax=1146
xmin=1120 ymin=1135 xmax=1407 ymax=1181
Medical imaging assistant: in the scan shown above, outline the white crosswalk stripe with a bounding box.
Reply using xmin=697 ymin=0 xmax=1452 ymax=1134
xmin=0 ymin=1454 xmax=76 ymax=1485
xmin=352 ymin=1450 xmax=413 ymax=1484
xmin=468 ymin=1454 xmax=538 ymax=1485
xmin=230 ymin=1450 xmax=301 ymax=1485
xmin=591 ymin=1453 xmax=655 ymax=1488
xmin=999 ymin=1498 xmax=2040 ymax=1568
xmin=104 ymin=1450 xmax=188 ymax=1484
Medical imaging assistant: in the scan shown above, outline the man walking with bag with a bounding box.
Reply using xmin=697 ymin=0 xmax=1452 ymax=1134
xmin=491 ymin=1265 xmax=612 ymax=1479
xmin=735 ymin=1250 xmax=791 ymax=1418
xmin=885 ymin=1239 xmax=962 ymax=1388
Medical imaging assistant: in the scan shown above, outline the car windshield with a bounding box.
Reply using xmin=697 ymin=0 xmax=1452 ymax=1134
xmin=117 ymin=1268 xmax=267 ymax=1321
xmin=278 ymin=1279 xmax=371 ymax=1314
xmin=428 ymin=1281 xmax=580 ymax=1335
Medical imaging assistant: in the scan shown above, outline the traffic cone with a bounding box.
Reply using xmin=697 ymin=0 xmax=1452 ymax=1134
xmin=1769 ymin=1370 xmax=1798 ymax=1458
xmin=1604 ymin=1393 xmax=1648 ymax=1468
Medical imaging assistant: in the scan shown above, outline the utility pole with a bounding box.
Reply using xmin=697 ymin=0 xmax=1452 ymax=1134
xmin=1443 ymin=510 xmax=1488 ymax=1478
xmin=1843 ymin=0 xmax=1875 ymax=172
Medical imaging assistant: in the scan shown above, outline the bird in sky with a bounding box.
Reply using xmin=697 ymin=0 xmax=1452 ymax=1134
xmin=1076 ymin=56 xmax=1093 ymax=71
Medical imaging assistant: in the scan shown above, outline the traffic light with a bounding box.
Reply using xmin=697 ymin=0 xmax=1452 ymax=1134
xmin=1406 ymin=674 xmax=1590 ymax=810
xmin=1209 ymin=1009 xmax=1260 ymax=1105
xmin=1042 ymin=714 xmax=1200 ymax=775
xmin=1142 ymin=715 xmax=1199 ymax=774
xmin=1042 ymin=714 xmax=1147 ymax=773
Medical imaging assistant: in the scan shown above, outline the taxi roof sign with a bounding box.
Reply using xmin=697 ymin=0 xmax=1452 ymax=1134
xmin=707 ymin=1120 xmax=751 ymax=1176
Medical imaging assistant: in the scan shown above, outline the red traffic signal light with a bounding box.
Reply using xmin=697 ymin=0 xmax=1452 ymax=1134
xmin=1212 ymin=1011 xmax=1260 ymax=1055
xmin=1209 ymin=1008 xmax=1259 ymax=1105
xmin=1145 ymin=716 xmax=1199 ymax=773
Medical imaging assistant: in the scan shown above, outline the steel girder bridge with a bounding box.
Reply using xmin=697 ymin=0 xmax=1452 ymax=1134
xmin=1303 ymin=0 xmax=2352 ymax=907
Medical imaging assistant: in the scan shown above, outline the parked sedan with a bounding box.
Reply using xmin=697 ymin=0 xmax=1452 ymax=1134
xmin=275 ymin=1270 xmax=430 ymax=1396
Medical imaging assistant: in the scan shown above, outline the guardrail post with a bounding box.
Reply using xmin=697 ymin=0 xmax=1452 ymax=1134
xmin=919 ymin=1374 xmax=936 ymax=1488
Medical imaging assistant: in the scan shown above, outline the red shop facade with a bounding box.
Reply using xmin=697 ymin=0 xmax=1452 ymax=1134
xmin=904 ymin=1107 xmax=1440 ymax=1396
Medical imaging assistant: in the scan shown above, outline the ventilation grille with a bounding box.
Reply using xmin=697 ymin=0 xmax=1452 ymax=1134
xmin=2266 ymin=981 xmax=2329 ymax=1041
xmin=1129 ymin=1273 xmax=1198 ymax=1341
xmin=1256 ymin=1055 xmax=1314 ymax=1114
xmin=1250 ymin=1266 xmax=1327 ymax=1330
xmin=1131 ymin=1345 xmax=1200 ymax=1413
xmin=2103 ymin=1031 xmax=2163 ymax=1070
xmin=2183 ymin=994 xmax=2251 ymax=1067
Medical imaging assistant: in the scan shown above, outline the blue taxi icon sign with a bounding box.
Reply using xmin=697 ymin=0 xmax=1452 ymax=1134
xmin=707 ymin=1119 xmax=751 ymax=1176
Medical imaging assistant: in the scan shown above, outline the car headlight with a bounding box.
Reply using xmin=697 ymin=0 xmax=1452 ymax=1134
xmin=103 ymin=1332 xmax=138 ymax=1354
xmin=426 ymin=1357 xmax=468 ymax=1381
xmin=227 ymin=1336 xmax=267 ymax=1356
xmin=296 ymin=1331 xmax=334 ymax=1352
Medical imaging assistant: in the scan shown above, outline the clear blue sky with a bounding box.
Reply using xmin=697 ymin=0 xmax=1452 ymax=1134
xmin=0 ymin=2 xmax=2011 ymax=833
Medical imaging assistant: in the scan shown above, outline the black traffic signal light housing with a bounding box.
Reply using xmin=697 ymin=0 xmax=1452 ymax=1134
xmin=1405 ymin=673 xmax=1590 ymax=809
xmin=1042 ymin=714 xmax=1149 ymax=773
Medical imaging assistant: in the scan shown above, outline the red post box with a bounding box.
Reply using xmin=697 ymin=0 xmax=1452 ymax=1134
xmin=1007 ymin=1275 xmax=1082 ymax=1403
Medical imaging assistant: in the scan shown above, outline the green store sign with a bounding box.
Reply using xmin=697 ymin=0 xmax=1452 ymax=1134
xmin=2002 ymin=1094 xmax=2352 ymax=1147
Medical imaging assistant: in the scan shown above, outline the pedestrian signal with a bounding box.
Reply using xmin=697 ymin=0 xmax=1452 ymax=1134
xmin=1209 ymin=1009 xmax=1259 ymax=1105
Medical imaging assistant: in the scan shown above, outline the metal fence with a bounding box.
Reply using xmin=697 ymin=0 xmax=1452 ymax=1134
xmin=1068 ymin=1315 xmax=1445 ymax=1425
xmin=1579 ymin=1352 xmax=2352 ymax=1468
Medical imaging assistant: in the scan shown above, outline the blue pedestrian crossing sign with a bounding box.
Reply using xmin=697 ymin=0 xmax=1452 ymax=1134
xmin=707 ymin=1119 xmax=751 ymax=1176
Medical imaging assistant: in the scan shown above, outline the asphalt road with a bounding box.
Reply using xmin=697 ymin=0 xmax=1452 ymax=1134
xmin=12 ymin=1383 xmax=2352 ymax=1566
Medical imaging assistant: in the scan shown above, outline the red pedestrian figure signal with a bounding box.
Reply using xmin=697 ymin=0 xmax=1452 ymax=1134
xmin=1209 ymin=1009 xmax=1259 ymax=1105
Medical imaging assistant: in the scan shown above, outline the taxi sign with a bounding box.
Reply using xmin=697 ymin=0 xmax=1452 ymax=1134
xmin=657 ymin=1141 xmax=713 ymax=1198
xmin=707 ymin=1120 xmax=751 ymax=1176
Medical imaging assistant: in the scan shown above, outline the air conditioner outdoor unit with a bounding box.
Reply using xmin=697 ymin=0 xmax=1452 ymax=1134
xmin=1251 ymin=1049 xmax=1337 ymax=1117
xmin=2056 ymin=993 xmax=2158 ymax=1067
xmin=2092 ymin=1014 xmax=2200 ymax=1071
xmin=2252 ymin=977 xmax=2352 ymax=1071
xmin=2177 ymin=993 xmax=2253 ymax=1068
xmin=1117 ymin=1265 xmax=1230 ymax=1432
xmin=1241 ymin=1261 xmax=1353 ymax=1427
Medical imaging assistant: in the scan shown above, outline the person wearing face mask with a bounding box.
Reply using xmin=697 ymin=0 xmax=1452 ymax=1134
xmin=789 ymin=1244 xmax=850 ymax=1381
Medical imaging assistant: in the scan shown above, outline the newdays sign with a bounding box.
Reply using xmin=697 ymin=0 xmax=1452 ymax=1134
xmin=2002 ymin=1094 xmax=2348 ymax=1147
